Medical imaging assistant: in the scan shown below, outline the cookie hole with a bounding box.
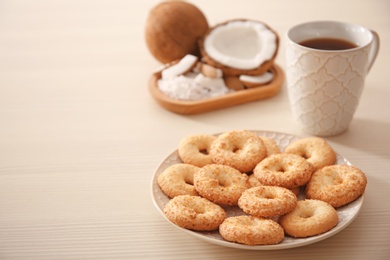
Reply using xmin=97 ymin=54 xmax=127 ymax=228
xmin=300 ymin=151 xmax=311 ymax=160
xmin=199 ymin=149 xmax=208 ymax=155
xmin=232 ymin=145 xmax=241 ymax=153
xmin=218 ymin=181 xmax=226 ymax=187
xmin=190 ymin=206 xmax=205 ymax=215
xmin=183 ymin=201 xmax=206 ymax=215
xmin=324 ymin=170 xmax=343 ymax=185
xmin=255 ymin=190 xmax=275 ymax=200
xmin=218 ymin=179 xmax=228 ymax=187
xmin=184 ymin=179 xmax=194 ymax=185
xmin=300 ymin=210 xmax=314 ymax=219
xmin=217 ymin=175 xmax=232 ymax=187
xmin=184 ymin=175 xmax=194 ymax=185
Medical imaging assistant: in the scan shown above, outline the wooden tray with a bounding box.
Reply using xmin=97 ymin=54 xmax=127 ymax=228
xmin=148 ymin=63 xmax=284 ymax=115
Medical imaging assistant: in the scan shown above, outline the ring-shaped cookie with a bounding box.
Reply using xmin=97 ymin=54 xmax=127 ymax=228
xmin=284 ymin=137 xmax=336 ymax=170
xmin=194 ymin=164 xmax=249 ymax=205
xmin=305 ymin=164 xmax=367 ymax=208
xmin=178 ymin=134 xmax=217 ymax=167
xmin=238 ymin=186 xmax=297 ymax=218
xmin=219 ymin=215 xmax=284 ymax=245
xmin=279 ymin=199 xmax=338 ymax=238
xmin=254 ymin=153 xmax=314 ymax=189
xmin=210 ymin=130 xmax=266 ymax=173
xmin=158 ymin=163 xmax=200 ymax=198
xmin=163 ymin=195 xmax=226 ymax=231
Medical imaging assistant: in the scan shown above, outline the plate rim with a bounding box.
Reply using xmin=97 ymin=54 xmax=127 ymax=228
xmin=150 ymin=130 xmax=365 ymax=250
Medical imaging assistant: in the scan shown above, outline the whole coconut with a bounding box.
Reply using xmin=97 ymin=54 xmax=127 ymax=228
xmin=145 ymin=1 xmax=209 ymax=63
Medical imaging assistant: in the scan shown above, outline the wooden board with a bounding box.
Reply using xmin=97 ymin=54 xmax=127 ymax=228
xmin=148 ymin=64 xmax=284 ymax=115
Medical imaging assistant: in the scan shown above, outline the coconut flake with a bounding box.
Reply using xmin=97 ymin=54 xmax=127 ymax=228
xmin=239 ymin=71 xmax=274 ymax=85
xmin=158 ymin=72 xmax=231 ymax=101
xmin=204 ymin=20 xmax=277 ymax=70
xmin=194 ymin=74 xmax=230 ymax=97
xmin=161 ymin=54 xmax=198 ymax=80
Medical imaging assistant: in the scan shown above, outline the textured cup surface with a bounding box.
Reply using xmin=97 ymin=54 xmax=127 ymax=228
xmin=286 ymin=21 xmax=379 ymax=136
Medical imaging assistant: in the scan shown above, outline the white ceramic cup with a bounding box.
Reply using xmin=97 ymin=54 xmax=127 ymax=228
xmin=285 ymin=21 xmax=380 ymax=136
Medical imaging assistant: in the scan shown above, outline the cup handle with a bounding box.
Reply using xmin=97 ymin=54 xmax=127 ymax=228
xmin=367 ymin=29 xmax=380 ymax=73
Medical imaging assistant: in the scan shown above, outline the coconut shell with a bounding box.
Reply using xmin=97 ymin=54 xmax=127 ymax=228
xmin=199 ymin=19 xmax=279 ymax=76
xmin=145 ymin=1 xmax=209 ymax=64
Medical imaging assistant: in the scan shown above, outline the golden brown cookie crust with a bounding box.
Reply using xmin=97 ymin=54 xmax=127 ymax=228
xmin=178 ymin=134 xmax=217 ymax=167
xmin=194 ymin=164 xmax=249 ymax=205
xmin=158 ymin=163 xmax=200 ymax=198
xmin=219 ymin=215 xmax=284 ymax=245
xmin=254 ymin=153 xmax=315 ymax=189
xmin=305 ymin=164 xmax=367 ymax=208
xmin=284 ymin=137 xmax=336 ymax=170
xmin=238 ymin=186 xmax=297 ymax=218
xmin=163 ymin=195 xmax=226 ymax=231
xmin=210 ymin=130 xmax=266 ymax=173
xmin=279 ymin=199 xmax=338 ymax=238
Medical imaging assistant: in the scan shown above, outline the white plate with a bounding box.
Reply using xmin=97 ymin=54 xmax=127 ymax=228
xmin=150 ymin=130 xmax=364 ymax=250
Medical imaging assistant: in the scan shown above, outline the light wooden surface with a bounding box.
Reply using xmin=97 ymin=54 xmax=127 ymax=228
xmin=1 ymin=0 xmax=389 ymax=259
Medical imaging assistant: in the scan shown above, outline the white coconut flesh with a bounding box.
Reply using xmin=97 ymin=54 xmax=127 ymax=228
xmin=239 ymin=71 xmax=274 ymax=84
xmin=162 ymin=54 xmax=198 ymax=80
xmin=204 ymin=20 xmax=277 ymax=70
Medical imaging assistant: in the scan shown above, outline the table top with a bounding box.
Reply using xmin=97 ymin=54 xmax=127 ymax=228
xmin=1 ymin=0 xmax=389 ymax=259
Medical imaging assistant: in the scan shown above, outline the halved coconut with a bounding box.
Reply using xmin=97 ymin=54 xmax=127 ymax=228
xmin=199 ymin=19 xmax=279 ymax=76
